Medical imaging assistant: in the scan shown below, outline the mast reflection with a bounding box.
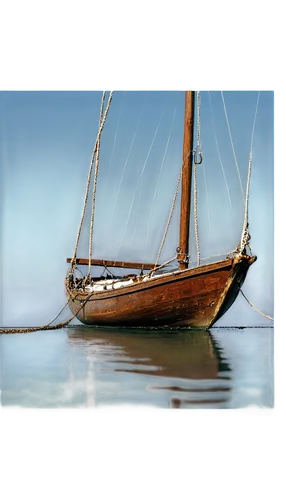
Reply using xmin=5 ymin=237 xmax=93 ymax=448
xmin=67 ymin=326 xmax=232 ymax=408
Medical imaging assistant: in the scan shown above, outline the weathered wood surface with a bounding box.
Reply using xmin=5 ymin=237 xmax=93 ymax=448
xmin=66 ymin=257 xmax=156 ymax=270
xmin=66 ymin=254 xmax=256 ymax=329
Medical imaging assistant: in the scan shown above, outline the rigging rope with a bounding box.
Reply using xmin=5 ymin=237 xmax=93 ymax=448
xmin=208 ymin=92 xmax=233 ymax=216
xmin=193 ymin=91 xmax=201 ymax=266
xmin=196 ymin=91 xmax=201 ymax=148
xmin=155 ymin=91 xmax=202 ymax=268
xmin=221 ymin=91 xmax=245 ymax=202
xmin=189 ymin=247 xmax=238 ymax=264
xmin=70 ymin=91 xmax=113 ymax=273
xmin=201 ymin=160 xmax=212 ymax=239
xmin=88 ymin=91 xmax=106 ymax=277
xmin=221 ymin=92 xmax=270 ymax=320
xmin=155 ymin=152 xmax=189 ymax=267
xmin=147 ymin=163 xmax=163 ymax=240
xmin=3 ymin=86 xmax=112 ymax=335
xmin=147 ymin=256 xmax=177 ymax=277
xmin=193 ymin=163 xmax=200 ymax=266
xmin=239 ymin=92 xmax=260 ymax=253
xmin=115 ymin=178 xmax=145 ymax=262
xmin=3 ymin=92 xmax=270 ymax=335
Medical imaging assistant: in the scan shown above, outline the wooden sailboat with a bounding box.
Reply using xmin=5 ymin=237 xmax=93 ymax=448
xmin=66 ymin=91 xmax=256 ymax=329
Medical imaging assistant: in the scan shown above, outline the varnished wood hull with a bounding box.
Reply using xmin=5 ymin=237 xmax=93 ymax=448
xmin=66 ymin=254 xmax=256 ymax=329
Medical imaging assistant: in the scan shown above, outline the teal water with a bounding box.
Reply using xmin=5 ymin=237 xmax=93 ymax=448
xmin=0 ymin=326 xmax=274 ymax=409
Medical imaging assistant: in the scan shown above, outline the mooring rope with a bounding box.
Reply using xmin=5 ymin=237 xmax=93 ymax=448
xmin=1 ymin=92 xmax=115 ymax=334
xmin=0 ymin=292 xmax=94 ymax=335
xmin=239 ymin=288 xmax=273 ymax=321
xmin=4 ymin=92 xmax=267 ymax=336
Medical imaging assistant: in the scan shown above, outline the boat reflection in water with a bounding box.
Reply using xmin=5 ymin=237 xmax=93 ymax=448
xmin=67 ymin=326 xmax=232 ymax=409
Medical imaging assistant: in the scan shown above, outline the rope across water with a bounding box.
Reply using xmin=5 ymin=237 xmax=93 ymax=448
xmin=0 ymin=292 xmax=94 ymax=335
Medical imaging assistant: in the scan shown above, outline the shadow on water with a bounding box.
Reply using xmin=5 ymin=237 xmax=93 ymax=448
xmin=67 ymin=326 xmax=233 ymax=409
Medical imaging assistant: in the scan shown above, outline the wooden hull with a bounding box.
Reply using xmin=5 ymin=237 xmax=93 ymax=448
xmin=66 ymin=254 xmax=256 ymax=329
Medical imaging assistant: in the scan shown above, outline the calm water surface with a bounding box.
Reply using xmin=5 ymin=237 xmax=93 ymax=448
xmin=0 ymin=326 xmax=274 ymax=409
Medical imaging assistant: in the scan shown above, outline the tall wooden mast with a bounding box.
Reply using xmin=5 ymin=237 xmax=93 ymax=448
xmin=177 ymin=91 xmax=195 ymax=270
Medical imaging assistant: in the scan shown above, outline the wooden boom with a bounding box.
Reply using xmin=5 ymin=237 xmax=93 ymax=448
xmin=66 ymin=257 xmax=157 ymax=270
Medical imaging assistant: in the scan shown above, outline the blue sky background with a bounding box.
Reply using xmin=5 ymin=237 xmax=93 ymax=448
xmin=0 ymin=90 xmax=273 ymax=327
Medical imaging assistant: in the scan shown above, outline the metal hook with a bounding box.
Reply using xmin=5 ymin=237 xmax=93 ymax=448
xmin=193 ymin=147 xmax=203 ymax=165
